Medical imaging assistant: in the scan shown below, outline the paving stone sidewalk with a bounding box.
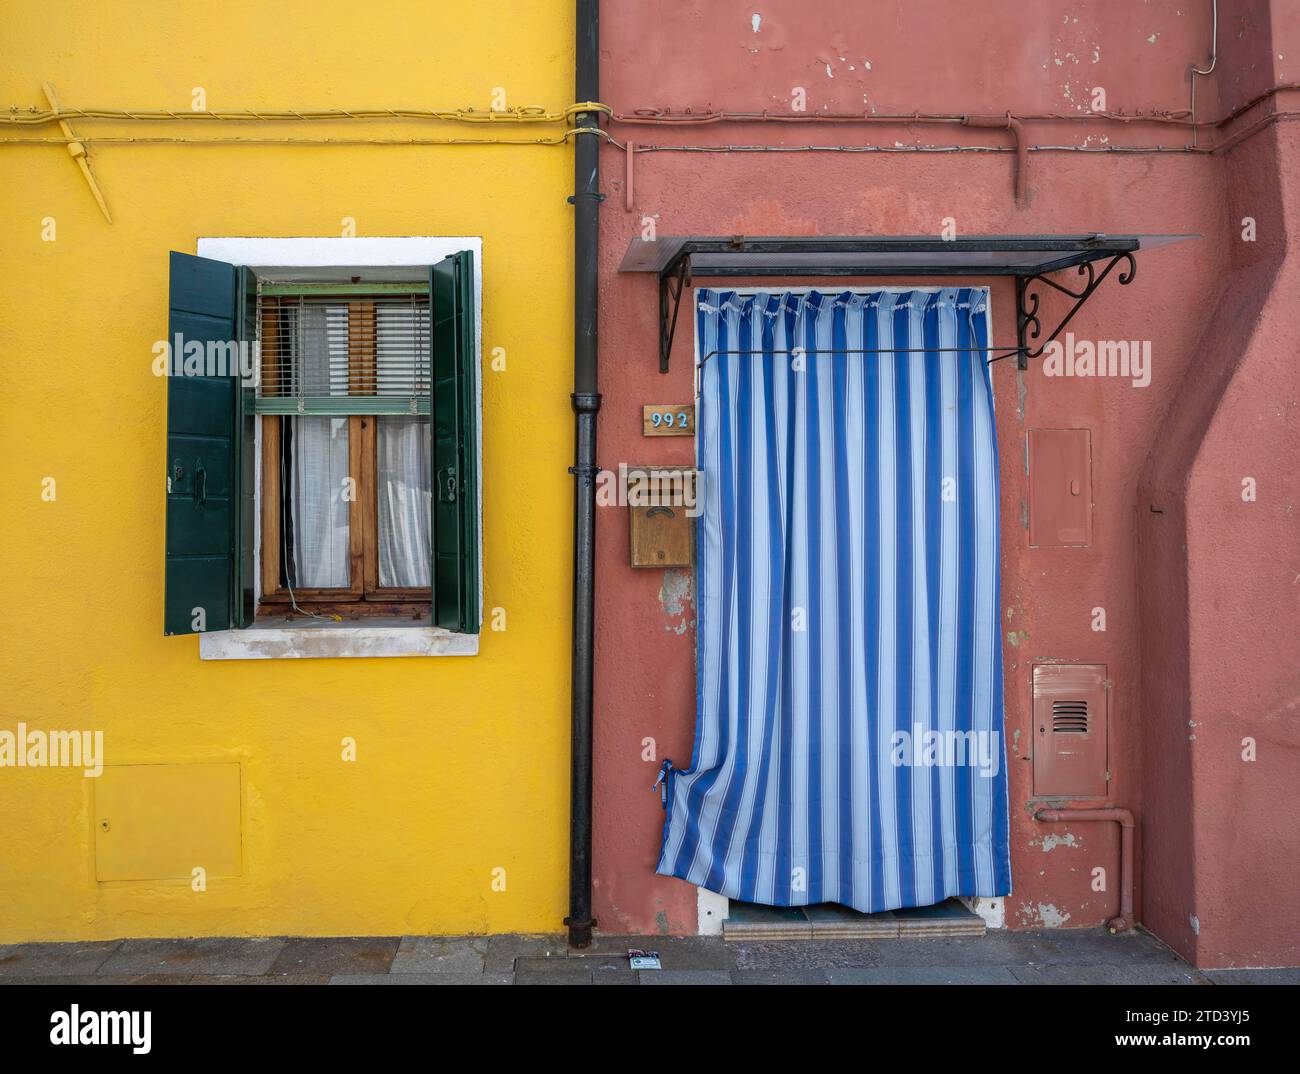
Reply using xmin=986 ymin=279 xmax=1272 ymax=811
xmin=0 ymin=928 xmax=1296 ymax=985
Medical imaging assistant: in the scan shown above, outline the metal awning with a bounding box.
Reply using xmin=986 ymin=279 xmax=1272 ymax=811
xmin=616 ymin=234 xmax=1195 ymax=371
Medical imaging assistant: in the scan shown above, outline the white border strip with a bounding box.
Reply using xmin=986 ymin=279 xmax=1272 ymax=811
xmin=200 ymin=624 xmax=477 ymax=660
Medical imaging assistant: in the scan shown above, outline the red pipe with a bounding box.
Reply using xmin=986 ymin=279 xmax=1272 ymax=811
xmin=963 ymin=112 xmax=1027 ymax=203
xmin=1034 ymin=807 xmax=1135 ymax=934
xmin=609 ymin=83 xmax=1300 ymax=130
xmin=625 ymin=139 xmax=635 ymax=211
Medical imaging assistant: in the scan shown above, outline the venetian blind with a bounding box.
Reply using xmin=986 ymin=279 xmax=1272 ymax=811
xmin=255 ymin=289 xmax=430 ymax=415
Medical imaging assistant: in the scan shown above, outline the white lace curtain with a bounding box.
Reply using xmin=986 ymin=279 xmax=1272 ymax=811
xmin=284 ymin=302 xmax=432 ymax=591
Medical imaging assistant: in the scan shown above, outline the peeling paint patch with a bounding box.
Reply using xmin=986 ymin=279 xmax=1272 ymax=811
xmin=1036 ymin=902 xmax=1072 ymax=927
xmin=751 ymin=13 xmax=761 ymax=32
xmin=659 ymin=568 xmax=692 ymax=617
xmin=660 ymin=568 xmax=695 ymax=634
xmin=1041 ymin=832 xmax=1078 ymax=852
xmin=1014 ymin=901 xmax=1072 ymax=928
xmin=1189 ymin=913 xmax=1200 ymax=935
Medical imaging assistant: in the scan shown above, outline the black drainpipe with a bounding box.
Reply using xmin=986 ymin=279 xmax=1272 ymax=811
xmin=566 ymin=0 xmax=601 ymax=950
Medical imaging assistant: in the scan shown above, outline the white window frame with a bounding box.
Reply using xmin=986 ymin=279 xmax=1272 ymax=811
xmin=195 ymin=236 xmax=483 ymax=660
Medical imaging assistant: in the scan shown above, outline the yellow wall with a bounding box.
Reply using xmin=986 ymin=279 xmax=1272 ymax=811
xmin=0 ymin=1 xmax=575 ymax=940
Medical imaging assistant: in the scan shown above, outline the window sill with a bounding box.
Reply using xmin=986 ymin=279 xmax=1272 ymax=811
xmin=198 ymin=619 xmax=478 ymax=661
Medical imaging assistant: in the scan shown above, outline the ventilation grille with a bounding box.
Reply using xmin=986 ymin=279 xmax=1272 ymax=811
xmin=255 ymin=293 xmax=430 ymax=416
xmin=1033 ymin=664 xmax=1108 ymax=798
xmin=1051 ymin=700 xmax=1090 ymax=734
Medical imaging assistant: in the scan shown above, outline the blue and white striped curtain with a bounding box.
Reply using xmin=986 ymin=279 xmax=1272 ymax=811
xmin=656 ymin=287 xmax=1011 ymax=913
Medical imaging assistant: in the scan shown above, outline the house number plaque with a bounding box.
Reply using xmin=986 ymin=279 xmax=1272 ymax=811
xmin=642 ymin=404 xmax=694 ymax=436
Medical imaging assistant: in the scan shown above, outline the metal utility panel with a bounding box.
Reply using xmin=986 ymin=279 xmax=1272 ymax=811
xmin=1033 ymin=664 xmax=1109 ymax=798
xmin=94 ymin=763 xmax=242 ymax=881
xmin=1029 ymin=428 xmax=1093 ymax=547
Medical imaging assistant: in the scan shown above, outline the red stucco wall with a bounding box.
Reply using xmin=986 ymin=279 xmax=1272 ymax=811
xmin=1139 ymin=0 xmax=1300 ymax=968
xmin=590 ymin=0 xmax=1298 ymax=967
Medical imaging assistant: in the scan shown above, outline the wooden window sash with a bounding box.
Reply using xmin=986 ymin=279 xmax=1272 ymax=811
xmin=258 ymin=294 xmax=432 ymax=618
xmin=256 ymin=600 xmax=431 ymax=621
xmin=348 ymin=300 xmax=376 ymax=398
xmin=361 ymin=415 xmax=379 ymax=592
xmin=345 ymin=414 xmax=365 ymax=597
xmin=260 ymin=413 xmax=282 ymax=599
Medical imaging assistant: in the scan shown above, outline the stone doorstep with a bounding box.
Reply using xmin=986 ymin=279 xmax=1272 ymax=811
xmin=723 ymin=898 xmax=986 ymax=941
xmin=722 ymin=904 xmax=814 ymax=940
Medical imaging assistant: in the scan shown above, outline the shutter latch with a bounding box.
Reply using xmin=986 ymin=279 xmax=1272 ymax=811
xmin=437 ymin=467 xmax=458 ymax=504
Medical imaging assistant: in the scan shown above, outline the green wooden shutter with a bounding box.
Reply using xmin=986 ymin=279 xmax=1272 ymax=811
xmin=430 ymin=251 xmax=480 ymax=633
xmin=235 ymin=265 xmax=258 ymax=627
xmin=164 ymin=252 xmax=255 ymax=635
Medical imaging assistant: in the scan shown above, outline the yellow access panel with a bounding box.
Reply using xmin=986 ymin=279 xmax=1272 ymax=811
xmin=94 ymin=764 xmax=242 ymax=882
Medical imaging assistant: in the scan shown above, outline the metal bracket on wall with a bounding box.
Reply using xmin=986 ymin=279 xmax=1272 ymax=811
xmin=635 ymin=235 xmax=1171 ymax=375
xmin=1013 ymin=252 xmax=1137 ymax=370
xmin=658 ymin=255 xmax=691 ymax=374
xmin=41 ymin=82 xmax=113 ymax=223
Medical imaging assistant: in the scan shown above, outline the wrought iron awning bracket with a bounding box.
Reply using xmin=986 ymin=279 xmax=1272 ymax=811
xmin=652 ymin=241 xmax=1142 ymax=374
xmin=1013 ymin=252 xmax=1137 ymax=370
xmin=659 ymin=254 xmax=691 ymax=374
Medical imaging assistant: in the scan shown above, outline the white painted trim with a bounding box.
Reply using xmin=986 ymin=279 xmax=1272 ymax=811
xmin=960 ymin=895 xmax=1005 ymax=929
xmin=196 ymin=235 xmax=484 ymax=659
xmin=200 ymin=624 xmax=478 ymax=660
xmin=697 ymin=887 xmax=729 ymax=936
xmin=198 ymin=236 xmax=481 ymax=269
